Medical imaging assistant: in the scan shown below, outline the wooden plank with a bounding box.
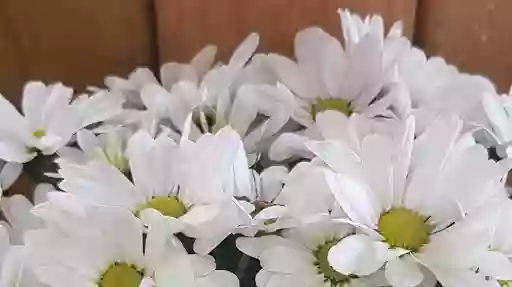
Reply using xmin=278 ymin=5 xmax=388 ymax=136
xmin=415 ymin=0 xmax=512 ymax=92
xmin=155 ymin=0 xmax=417 ymax=64
xmin=0 ymin=0 xmax=157 ymax=104
xmin=0 ymin=0 xmax=157 ymax=197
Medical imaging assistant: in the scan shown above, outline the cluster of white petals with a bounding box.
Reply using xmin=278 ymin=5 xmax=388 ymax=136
xmin=0 ymin=8 xmax=511 ymax=287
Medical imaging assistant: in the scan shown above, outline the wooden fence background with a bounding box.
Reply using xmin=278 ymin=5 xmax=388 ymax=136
xmin=1 ymin=0 xmax=512 ymax=192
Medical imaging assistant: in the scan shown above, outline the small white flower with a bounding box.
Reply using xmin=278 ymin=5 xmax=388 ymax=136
xmin=237 ymin=216 xmax=387 ymax=287
xmin=307 ymin=116 xmax=510 ymax=287
xmin=27 ymin=194 xmax=237 ymax=287
xmin=0 ymin=82 xmax=124 ymax=163
xmin=57 ymin=128 xmax=132 ymax=172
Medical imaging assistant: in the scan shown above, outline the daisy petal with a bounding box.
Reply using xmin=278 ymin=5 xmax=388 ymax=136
xmin=385 ymin=256 xmax=424 ymax=287
xmin=0 ymin=162 xmax=22 ymax=190
xmin=328 ymin=234 xmax=388 ymax=276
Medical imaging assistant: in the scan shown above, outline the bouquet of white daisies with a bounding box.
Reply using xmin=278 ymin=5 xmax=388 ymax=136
xmin=1 ymin=9 xmax=512 ymax=287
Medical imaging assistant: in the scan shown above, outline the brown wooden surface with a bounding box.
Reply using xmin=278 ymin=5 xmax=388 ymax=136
xmin=155 ymin=0 xmax=417 ymax=64
xmin=415 ymin=0 xmax=512 ymax=93
xmin=0 ymin=0 xmax=157 ymax=105
xmin=0 ymin=0 xmax=157 ymax=196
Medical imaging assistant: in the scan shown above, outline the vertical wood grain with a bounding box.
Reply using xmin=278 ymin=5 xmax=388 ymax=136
xmin=415 ymin=0 xmax=512 ymax=92
xmin=0 ymin=0 xmax=157 ymax=197
xmin=0 ymin=0 xmax=157 ymax=104
xmin=155 ymin=0 xmax=417 ymax=64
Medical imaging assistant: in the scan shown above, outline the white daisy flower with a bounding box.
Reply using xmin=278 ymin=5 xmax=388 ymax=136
xmin=158 ymin=34 xmax=294 ymax=164
xmin=0 ymin=82 xmax=124 ymax=163
xmin=307 ymin=116 xmax=510 ymax=287
xmin=57 ymin=127 xmax=248 ymax=254
xmin=56 ymin=128 xmax=132 ymax=172
xmin=397 ymin=46 xmax=495 ymax=135
xmin=236 ymin=216 xmax=389 ymax=287
xmin=265 ymin=10 xmax=411 ymax=161
xmin=26 ymin=194 xmax=237 ymax=287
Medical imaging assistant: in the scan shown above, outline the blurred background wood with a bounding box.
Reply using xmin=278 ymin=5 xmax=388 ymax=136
xmin=155 ymin=0 xmax=417 ymax=64
xmin=0 ymin=0 xmax=157 ymax=196
xmin=415 ymin=0 xmax=512 ymax=93
xmin=0 ymin=0 xmax=157 ymax=105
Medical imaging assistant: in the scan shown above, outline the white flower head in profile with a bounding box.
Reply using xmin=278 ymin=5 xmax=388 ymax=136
xmin=237 ymin=216 xmax=388 ymax=287
xmin=27 ymin=194 xmax=238 ymax=287
xmin=307 ymin=116 xmax=511 ymax=287
xmin=0 ymin=82 xmax=124 ymax=164
xmin=56 ymin=128 xmax=133 ymax=173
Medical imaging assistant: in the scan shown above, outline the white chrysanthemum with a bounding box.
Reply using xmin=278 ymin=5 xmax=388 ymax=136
xmin=57 ymin=127 xmax=248 ymax=254
xmin=265 ymin=10 xmax=411 ymax=161
xmin=0 ymin=82 xmax=124 ymax=163
xmin=57 ymin=128 xmax=132 ymax=172
xmin=156 ymin=34 xmax=294 ymax=163
xmin=26 ymin=194 xmax=237 ymax=287
xmin=397 ymin=46 xmax=495 ymax=135
xmin=307 ymin=116 xmax=510 ymax=287
xmin=236 ymin=216 xmax=391 ymax=287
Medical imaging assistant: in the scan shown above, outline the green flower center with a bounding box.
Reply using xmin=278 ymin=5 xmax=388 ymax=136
xmin=499 ymin=280 xmax=512 ymax=287
xmin=32 ymin=129 xmax=45 ymax=138
xmin=98 ymin=263 xmax=143 ymax=287
xmin=378 ymin=207 xmax=430 ymax=252
xmin=311 ymin=98 xmax=353 ymax=120
xmin=136 ymin=196 xmax=187 ymax=218
xmin=313 ymin=238 xmax=355 ymax=287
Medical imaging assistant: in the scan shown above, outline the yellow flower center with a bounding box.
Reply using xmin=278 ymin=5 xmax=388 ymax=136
xmin=310 ymin=98 xmax=353 ymax=120
xmin=499 ymin=280 xmax=512 ymax=287
xmin=313 ymin=238 xmax=355 ymax=287
xmin=32 ymin=129 xmax=45 ymax=138
xmin=136 ymin=196 xmax=187 ymax=218
xmin=98 ymin=263 xmax=143 ymax=287
xmin=378 ymin=207 xmax=430 ymax=252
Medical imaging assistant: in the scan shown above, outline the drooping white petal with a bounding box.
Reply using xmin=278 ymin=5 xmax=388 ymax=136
xmin=229 ymin=33 xmax=259 ymax=68
xmin=190 ymin=45 xmax=218 ymax=77
xmin=385 ymin=256 xmax=424 ymax=287
xmin=0 ymin=162 xmax=22 ymax=190
xmin=22 ymin=81 xmax=48 ymax=130
xmin=328 ymin=234 xmax=391 ymax=276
